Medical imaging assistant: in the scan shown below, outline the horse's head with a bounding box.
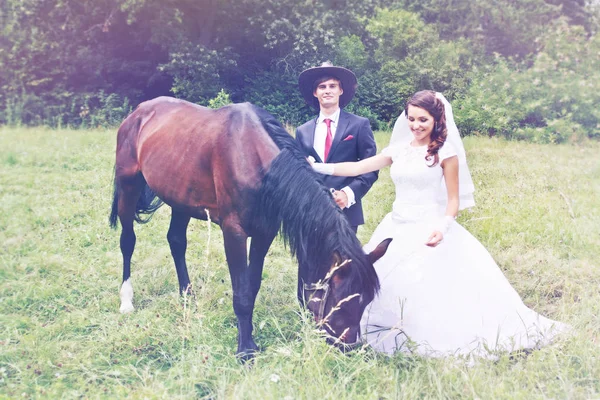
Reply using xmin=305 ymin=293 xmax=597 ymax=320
xmin=303 ymin=238 xmax=392 ymax=346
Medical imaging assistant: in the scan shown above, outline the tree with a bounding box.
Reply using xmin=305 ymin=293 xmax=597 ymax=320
xmin=0 ymin=0 xmax=171 ymax=125
xmin=395 ymin=0 xmax=561 ymax=58
xmin=363 ymin=9 xmax=478 ymax=121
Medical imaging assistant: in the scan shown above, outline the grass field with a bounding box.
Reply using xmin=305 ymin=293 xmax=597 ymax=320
xmin=1 ymin=126 xmax=599 ymax=399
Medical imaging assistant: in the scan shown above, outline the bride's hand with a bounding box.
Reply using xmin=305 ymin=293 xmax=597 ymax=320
xmin=307 ymin=156 xmax=316 ymax=165
xmin=426 ymin=231 xmax=443 ymax=247
xmin=426 ymin=216 xmax=454 ymax=246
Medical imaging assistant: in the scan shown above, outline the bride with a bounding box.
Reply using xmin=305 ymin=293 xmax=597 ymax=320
xmin=311 ymin=90 xmax=568 ymax=358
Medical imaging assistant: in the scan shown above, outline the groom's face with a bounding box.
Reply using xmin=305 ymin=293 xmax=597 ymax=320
xmin=313 ymin=78 xmax=343 ymax=109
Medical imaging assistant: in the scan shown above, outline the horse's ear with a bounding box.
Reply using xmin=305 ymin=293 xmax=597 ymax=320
xmin=367 ymin=238 xmax=392 ymax=264
xmin=333 ymin=251 xmax=343 ymax=266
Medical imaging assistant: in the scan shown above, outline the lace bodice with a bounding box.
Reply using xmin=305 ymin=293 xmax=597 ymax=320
xmin=382 ymin=141 xmax=457 ymax=222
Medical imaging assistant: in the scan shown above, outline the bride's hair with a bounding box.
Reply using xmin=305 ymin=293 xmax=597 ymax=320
xmin=404 ymin=90 xmax=448 ymax=167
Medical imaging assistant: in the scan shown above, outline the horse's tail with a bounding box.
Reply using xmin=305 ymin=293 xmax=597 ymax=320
xmin=109 ymin=170 xmax=119 ymax=229
xmin=109 ymin=175 xmax=164 ymax=229
xmin=108 ymin=174 xmax=164 ymax=229
xmin=133 ymin=182 xmax=164 ymax=224
xmin=109 ymin=107 xmax=164 ymax=229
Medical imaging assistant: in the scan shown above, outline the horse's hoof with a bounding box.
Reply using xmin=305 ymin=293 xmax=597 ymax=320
xmin=119 ymin=279 xmax=134 ymax=313
xmin=236 ymin=344 xmax=260 ymax=363
xmin=180 ymin=283 xmax=194 ymax=297
xmin=120 ymin=302 xmax=135 ymax=314
xmin=236 ymin=350 xmax=257 ymax=364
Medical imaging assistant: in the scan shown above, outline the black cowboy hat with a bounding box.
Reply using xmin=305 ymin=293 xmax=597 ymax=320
xmin=298 ymin=61 xmax=357 ymax=109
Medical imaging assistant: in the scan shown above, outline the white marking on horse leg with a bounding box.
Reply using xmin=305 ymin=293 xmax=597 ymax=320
xmin=119 ymin=279 xmax=135 ymax=313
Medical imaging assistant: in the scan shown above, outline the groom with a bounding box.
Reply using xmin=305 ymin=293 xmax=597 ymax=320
xmin=296 ymin=62 xmax=378 ymax=233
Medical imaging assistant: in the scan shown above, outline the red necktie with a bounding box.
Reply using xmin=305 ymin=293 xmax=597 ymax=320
xmin=323 ymin=118 xmax=333 ymax=161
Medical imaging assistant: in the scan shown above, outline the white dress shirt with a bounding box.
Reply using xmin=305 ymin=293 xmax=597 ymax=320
xmin=313 ymin=108 xmax=355 ymax=208
xmin=314 ymin=108 xmax=340 ymax=162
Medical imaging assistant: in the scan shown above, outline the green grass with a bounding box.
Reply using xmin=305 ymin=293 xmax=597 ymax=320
xmin=1 ymin=126 xmax=599 ymax=399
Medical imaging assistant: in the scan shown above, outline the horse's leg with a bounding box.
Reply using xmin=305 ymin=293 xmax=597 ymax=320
xmin=248 ymin=228 xmax=278 ymax=303
xmin=167 ymin=209 xmax=192 ymax=294
xmin=221 ymin=221 xmax=258 ymax=359
xmin=117 ymin=180 xmax=143 ymax=313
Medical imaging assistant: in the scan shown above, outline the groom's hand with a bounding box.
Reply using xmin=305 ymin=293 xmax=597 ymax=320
xmin=332 ymin=190 xmax=348 ymax=208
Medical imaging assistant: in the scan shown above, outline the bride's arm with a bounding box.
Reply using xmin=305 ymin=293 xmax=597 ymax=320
xmin=426 ymin=155 xmax=459 ymax=247
xmin=442 ymin=156 xmax=459 ymax=217
xmin=311 ymin=153 xmax=392 ymax=177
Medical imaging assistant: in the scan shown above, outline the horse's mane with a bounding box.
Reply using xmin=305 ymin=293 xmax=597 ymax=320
xmin=251 ymin=105 xmax=380 ymax=299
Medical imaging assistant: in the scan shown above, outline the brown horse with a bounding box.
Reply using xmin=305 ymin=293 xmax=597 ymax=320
xmin=109 ymin=97 xmax=390 ymax=358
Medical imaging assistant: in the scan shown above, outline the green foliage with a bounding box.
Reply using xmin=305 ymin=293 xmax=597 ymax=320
xmin=398 ymin=0 xmax=561 ymax=58
xmin=351 ymin=70 xmax=403 ymax=128
xmin=545 ymin=0 xmax=592 ymax=31
xmin=332 ymin=36 xmax=400 ymax=127
xmin=367 ymin=9 xmax=433 ymax=61
xmin=159 ymin=44 xmax=237 ymax=106
xmin=454 ymin=21 xmax=600 ymax=143
xmin=0 ymin=90 xmax=132 ymax=128
xmin=252 ymin=0 xmax=387 ymax=72
xmin=85 ymin=92 xmax=132 ymax=128
xmin=452 ymin=61 xmax=520 ymax=138
xmin=242 ymin=69 xmax=314 ymax=125
xmin=0 ymin=0 xmax=599 ymax=140
xmin=333 ymin=35 xmax=369 ymax=75
xmin=0 ymin=0 xmax=170 ymax=127
xmin=345 ymin=103 xmax=384 ymax=131
xmin=363 ymin=9 xmax=476 ymax=121
xmin=208 ymin=89 xmax=232 ymax=109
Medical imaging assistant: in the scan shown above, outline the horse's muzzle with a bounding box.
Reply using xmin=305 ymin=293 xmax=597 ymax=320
xmin=325 ymin=336 xmax=363 ymax=353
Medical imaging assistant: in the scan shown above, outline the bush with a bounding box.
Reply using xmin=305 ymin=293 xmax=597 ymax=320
xmin=87 ymin=92 xmax=132 ymax=128
xmin=242 ymin=70 xmax=314 ymax=126
xmin=0 ymin=90 xmax=131 ymax=128
xmin=158 ymin=43 xmax=237 ymax=105
xmin=512 ymin=118 xmax=587 ymax=144
xmin=208 ymin=89 xmax=232 ymax=109
xmin=364 ymin=9 xmax=479 ymax=122
xmin=345 ymin=103 xmax=384 ymax=131
xmin=454 ymin=21 xmax=600 ymax=142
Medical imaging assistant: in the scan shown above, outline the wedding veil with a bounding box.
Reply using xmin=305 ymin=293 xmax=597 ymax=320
xmin=389 ymin=92 xmax=475 ymax=210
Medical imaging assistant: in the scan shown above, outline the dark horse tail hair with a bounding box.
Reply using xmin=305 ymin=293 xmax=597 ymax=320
xmin=109 ymin=170 xmax=120 ymax=228
xmin=109 ymin=111 xmax=164 ymax=229
xmin=109 ymin=173 xmax=164 ymax=229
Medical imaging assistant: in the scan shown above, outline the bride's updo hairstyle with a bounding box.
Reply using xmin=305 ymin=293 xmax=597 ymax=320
xmin=404 ymin=90 xmax=448 ymax=167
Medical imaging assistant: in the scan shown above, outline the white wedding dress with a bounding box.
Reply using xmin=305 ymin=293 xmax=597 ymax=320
xmin=360 ymin=140 xmax=568 ymax=358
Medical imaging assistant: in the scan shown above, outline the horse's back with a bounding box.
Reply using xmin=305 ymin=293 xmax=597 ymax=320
xmin=116 ymin=97 xmax=280 ymax=223
xmin=130 ymin=98 xmax=269 ymax=150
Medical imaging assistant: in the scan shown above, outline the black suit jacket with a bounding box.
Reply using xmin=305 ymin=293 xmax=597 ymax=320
xmin=295 ymin=110 xmax=378 ymax=226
